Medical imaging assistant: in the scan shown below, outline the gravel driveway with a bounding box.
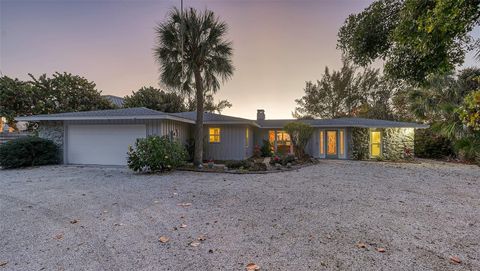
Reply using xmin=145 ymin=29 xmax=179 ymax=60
xmin=0 ymin=160 xmax=479 ymax=271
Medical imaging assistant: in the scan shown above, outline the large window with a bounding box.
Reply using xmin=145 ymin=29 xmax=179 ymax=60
xmin=339 ymin=129 xmax=345 ymax=156
xmin=245 ymin=128 xmax=249 ymax=148
xmin=319 ymin=130 xmax=324 ymax=155
xmin=370 ymin=131 xmax=381 ymax=157
xmin=209 ymin=128 xmax=221 ymax=143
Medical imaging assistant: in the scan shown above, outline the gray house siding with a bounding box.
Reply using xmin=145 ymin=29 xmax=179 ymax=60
xmin=203 ymin=124 xmax=253 ymax=161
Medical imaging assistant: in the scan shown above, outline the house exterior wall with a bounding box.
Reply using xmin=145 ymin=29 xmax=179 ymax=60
xmin=203 ymin=124 xmax=253 ymax=161
xmin=257 ymin=127 xmax=349 ymax=159
xmin=349 ymin=127 xmax=415 ymax=160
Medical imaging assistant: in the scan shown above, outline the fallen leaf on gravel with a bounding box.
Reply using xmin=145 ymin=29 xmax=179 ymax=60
xmin=450 ymin=256 xmax=461 ymax=264
xmin=0 ymin=261 xmax=7 ymax=267
xmin=376 ymin=248 xmax=386 ymax=253
xmin=246 ymin=262 xmax=260 ymax=270
xmin=70 ymin=219 xmax=78 ymax=224
xmin=356 ymin=242 xmax=366 ymax=248
xmin=197 ymin=235 xmax=207 ymax=241
xmin=159 ymin=236 xmax=170 ymax=243
xmin=54 ymin=233 xmax=64 ymax=240
xmin=190 ymin=241 xmax=201 ymax=247
xmin=180 ymin=224 xmax=187 ymax=228
xmin=177 ymin=203 xmax=192 ymax=207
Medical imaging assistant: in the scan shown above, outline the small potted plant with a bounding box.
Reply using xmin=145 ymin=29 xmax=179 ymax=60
xmin=207 ymin=159 xmax=214 ymax=169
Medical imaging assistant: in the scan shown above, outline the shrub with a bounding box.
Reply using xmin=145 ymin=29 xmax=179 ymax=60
xmin=283 ymin=122 xmax=314 ymax=158
xmin=252 ymin=145 xmax=262 ymax=158
xmin=414 ymin=128 xmax=454 ymax=159
xmin=127 ymin=136 xmax=187 ymax=173
xmin=0 ymin=136 xmax=59 ymax=169
xmin=224 ymin=160 xmax=251 ymax=169
xmin=260 ymin=140 xmax=272 ymax=157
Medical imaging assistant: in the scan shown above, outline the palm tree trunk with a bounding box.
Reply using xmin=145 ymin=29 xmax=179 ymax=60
xmin=193 ymin=69 xmax=204 ymax=166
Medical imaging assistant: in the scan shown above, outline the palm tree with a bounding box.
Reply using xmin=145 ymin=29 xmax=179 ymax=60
xmin=154 ymin=7 xmax=234 ymax=166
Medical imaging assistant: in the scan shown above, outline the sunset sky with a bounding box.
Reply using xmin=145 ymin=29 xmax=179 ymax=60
xmin=1 ymin=0 xmax=479 ymax=119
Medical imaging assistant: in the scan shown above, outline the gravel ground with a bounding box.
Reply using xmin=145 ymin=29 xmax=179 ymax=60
xmin=0 ymin=160 xmax=479 ymax=271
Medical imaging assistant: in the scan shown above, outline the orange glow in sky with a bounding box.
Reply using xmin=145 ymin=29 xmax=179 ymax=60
xmin=1 ymin=0 xmax=479 ymax=119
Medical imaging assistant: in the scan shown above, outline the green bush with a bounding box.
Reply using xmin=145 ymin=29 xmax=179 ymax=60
xmin=283 ymin=122 xmax=314 ymax=158
xmin=260 ymin=140 xmax=272 ymax=157
xmin=0 ymin=137 xmax=60 ymax=169
xmin=224 ymin=160 xmax=251 ymax=169
xmin=414 ymin=128 xmax=454 ymax=159
xmin=127 ymin=136 xmax=187 ymax=173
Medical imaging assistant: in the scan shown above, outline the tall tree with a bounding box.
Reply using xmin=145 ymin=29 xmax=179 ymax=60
xmin=29 ymin=72 xmax=113 ymax=114
xmin=338 ymin=0 xmax=480 ymax=83
xmin=155 ymin=8 xmax=234 ymax=166
xmin=0 ymin=76 xmax=35 ymax=128
xmin=123 ymin=86 xmax=186 ymax=113
xmin=294 ymin=61 xmax=394 ymax=119
xmin=0 ymin=73 xmax=112 ymax=129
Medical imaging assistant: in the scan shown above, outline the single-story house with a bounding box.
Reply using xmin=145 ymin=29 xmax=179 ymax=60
xmin=16 ymin=108 xmax=428 ymax=165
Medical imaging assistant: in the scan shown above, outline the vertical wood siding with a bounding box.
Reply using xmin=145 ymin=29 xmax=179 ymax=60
xmin=204 ymin=124 xmax=254 ymax=161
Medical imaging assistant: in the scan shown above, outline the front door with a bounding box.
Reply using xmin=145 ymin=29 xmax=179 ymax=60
xmin=326 ymin=130 xmax=338 ymax=158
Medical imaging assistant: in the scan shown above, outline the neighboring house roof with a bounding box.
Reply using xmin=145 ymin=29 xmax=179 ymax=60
xmin=170 ymin=111 xmax=260 ymax=127
xmin=15 ymin=107 xmax=195 ymax=123
xmin=257 ymin=118 xmax=428 ymax=129
xmin=15 ymin=108 xmax=428 ymax=129
xmin=103 ymin=95 xmax=125 ymax=108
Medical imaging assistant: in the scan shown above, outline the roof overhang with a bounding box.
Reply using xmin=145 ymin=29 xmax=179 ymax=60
xmin=259 ymin=124 xmax=429 ymax=129
xmin=15 ymin=115 xmax=196 ymax=124
xmin=204 ymin=121 xmax=260 ymax=127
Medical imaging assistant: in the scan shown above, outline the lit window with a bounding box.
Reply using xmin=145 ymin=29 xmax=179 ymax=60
xmin=276 ymin=131 xmax=291 ymax=146
xmin=245 ymin=128 xmax=249 ymax=148
xmin=339 ymin=130 xmax=344 ymax=156
xmin=370 ymin=131 xmax=381 ymax=157
xmin=209 ymin=128 xmax=220 ymax=143
xmin=319 ymin=130 xmax=324 ymax=155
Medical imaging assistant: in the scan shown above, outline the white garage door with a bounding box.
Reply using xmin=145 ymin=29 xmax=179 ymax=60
xmin=67 ymin=124 xmax=146 ymax=165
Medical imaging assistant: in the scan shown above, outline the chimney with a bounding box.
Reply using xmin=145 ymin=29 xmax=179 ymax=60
xmin=257 ymin=109 xmax=265 ymax=120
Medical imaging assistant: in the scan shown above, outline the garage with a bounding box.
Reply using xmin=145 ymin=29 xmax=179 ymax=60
xmin=67 ymin=124 xmax=146 ymax=165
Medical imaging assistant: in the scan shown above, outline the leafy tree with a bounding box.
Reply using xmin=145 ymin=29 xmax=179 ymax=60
xmin=155 ymin=8 xmax=234 ymax=166
xmin=123 ymin=86 xmax=186 ymax=112
xmin=294 ymin=61 xmax=395 ymax=120
xmin=186 ymin=93 xmax=232 ymax=114
xmin=338 ymin=0 xmax=480 ymax=83
xmin=458 ymin=90 xmax=480 ymax=131
xmin=1 ymin=73 xmax=112 ymax=129
xmin=283 ymin=122 xmax=314 ymax=158
xmin=294 ymin=62 xmax=357 ymax=119
xmin=408 ymin=68 xmax=480 ymax=163
xmin=29 ymin=72 xmax=113 ymax=114
xmin=0 ymin=76 xmax=35 ymax=128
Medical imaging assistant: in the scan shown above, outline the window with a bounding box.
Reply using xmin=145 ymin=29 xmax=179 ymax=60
xmin=339 ymin=129 xmax=345 ymax=156
xmin=209 ymin=128 xmax=221 ymax=143
xmin=370 ymin=130 xmax=381 ymax=157
xmin=319 ymin=130 xmax=324 ymax=155
xmin=276 ymin=131 xmax=291 ymax=146
xmin=327 ymin=131 xmax=337 ymax=155
xmin=245 ymin=128 xmax=249 ymax=148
